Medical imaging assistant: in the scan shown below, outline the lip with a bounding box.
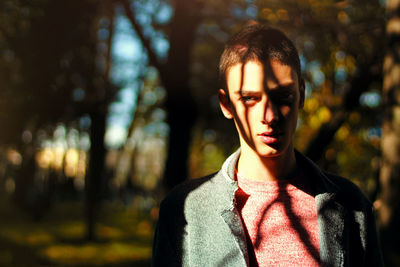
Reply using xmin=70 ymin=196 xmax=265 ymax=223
xmin=257 ymin=131 xmax=283 ymax=144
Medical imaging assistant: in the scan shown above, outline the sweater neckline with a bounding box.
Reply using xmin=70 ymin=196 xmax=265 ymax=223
xmin=236 ymin=171 xmax=303 ymax=194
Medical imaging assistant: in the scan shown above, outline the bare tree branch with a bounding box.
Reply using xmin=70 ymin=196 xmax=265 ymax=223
xmin=304 ymin=57 xmax=382 ymax=161
xmin=119 ymin=0 xmax=164 ymax=73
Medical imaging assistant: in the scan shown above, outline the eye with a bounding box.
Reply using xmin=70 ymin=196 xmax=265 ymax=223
xmin=271 ymin=92 xmax=294 ymax=106
xmin=240 ymin=95 xmax=260 ymax=106
xmin=241 ymin=96 xmax=256 ymax=102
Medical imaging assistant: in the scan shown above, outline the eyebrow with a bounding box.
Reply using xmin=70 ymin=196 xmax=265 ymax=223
xmin=233 ymin=90 xmax=260 ymax=95
xmin=233 ymin=83 xmax=296 ymax=95
xmin=267 ymin=82 xmax=296 ymax=91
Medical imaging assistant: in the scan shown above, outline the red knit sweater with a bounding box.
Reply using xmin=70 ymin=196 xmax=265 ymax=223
xmin=235 ymin=172 xmax=320 ymax=267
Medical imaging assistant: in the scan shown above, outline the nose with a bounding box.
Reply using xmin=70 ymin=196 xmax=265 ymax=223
xmin=261 ymin=99 xmax=279 ymax=125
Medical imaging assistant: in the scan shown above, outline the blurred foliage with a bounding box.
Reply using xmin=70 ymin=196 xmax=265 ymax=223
xmin=0 ymin=0 xmax=110 ymax=144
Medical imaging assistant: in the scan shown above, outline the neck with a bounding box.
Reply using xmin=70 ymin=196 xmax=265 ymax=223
xmin=237 ymin=145 xmax=297 ymax=182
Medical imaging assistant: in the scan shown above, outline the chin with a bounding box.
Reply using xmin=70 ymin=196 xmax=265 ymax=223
xmin=255 ymin=142 xmax=292 ymax=159
xmin=256 ymin=147 xmax=283 ymax=158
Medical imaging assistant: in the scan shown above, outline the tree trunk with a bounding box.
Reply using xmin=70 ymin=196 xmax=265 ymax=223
xmin=163 ymin=93 xmax=197 ymax=190
xmin=160 ymin=0 xmax=201 ymax=191
xmin=85 ymin=109 xmax=106 ymax=241
xmin=121 ymin=0 xmax=201 ymax=191
xmin=379 ymin=0 xmax=400 ymax=264
xmin=14 ymin=145 xmax=36 ymax=209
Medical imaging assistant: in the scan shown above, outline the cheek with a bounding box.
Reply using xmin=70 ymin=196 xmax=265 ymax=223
xmin=280 ymin=106 xmax=292 ymax=117
xmin=234 ymin=103 xmax=251 ymax=120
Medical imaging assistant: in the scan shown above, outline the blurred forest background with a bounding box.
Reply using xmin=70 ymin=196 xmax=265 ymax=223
xmin=0 ymin=0 xmax=399 ymax=266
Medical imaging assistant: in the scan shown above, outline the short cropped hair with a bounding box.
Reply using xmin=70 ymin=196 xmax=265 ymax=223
xmin=219 ymin=24 xmax=301 ymax=90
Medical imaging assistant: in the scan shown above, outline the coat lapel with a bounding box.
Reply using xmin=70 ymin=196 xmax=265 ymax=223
xmin=316 ymin=192 xmax=345 ymax=267
xmin=218 ymin=149 xmax=249 ymax=266
xmin=221 ymin=208 xmax=249 ymax=266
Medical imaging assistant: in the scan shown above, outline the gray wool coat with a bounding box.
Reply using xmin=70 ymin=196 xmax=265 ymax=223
xmin=152 ymin=150 xmax=383 ymax=267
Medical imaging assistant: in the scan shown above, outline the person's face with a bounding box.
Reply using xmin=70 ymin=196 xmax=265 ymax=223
xmin=219 ymin=59 xmax=304 ymax=158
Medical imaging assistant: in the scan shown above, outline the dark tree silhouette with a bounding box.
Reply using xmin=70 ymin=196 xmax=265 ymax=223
xmin=379 ymin=0 xmax=400 ymax=265
xmin=121 ymin=0 xmax=201 ymax=191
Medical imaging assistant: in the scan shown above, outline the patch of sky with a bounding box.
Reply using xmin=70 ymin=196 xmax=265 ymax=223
xmin=307 ymin=61 xmax=325 ymax=86
xmin=312 ymin=70 xmax=325 ymax=86
xmin=299 ymin=54 xmax=307 ymax=72
xmin=360 ymin=91 xmax=381 ymax=108
xmin=246 ymin=5 xmax=258 ymax=18
xmin=154 ymin=1 xmax=172 ymax=24
xmin=105 ymin=125 xmax=128 ymax=149
xmin=362 ymin=127 xmax=381 ymax=142
xmin=112 ymin=35 xmax=140 ymax=61
xmin=108 ymin=113 xmax=132 ymax=128
xmin=106 ymin=6 xmax=170 ymax=148
xmin=144 ymin=121 xmax=169 ymax=137
xmin=232 ymin=5 xmax=246 ymax=18
xmin=110 ymin=65 xmax=139 ymax=87
xmin=152 ymin=32 xmax=169 ymax=59
xmin=114 ymin=14 xmax=135 ymax=35
xmin=106 ymin=88 xmax=139 ymax=135
xmin=119 ymin=85 xmax=138 ymax=107
xmin=108 ymin=87 xmax=138 ymax=126
xmin=118 ymin=2 xmax=169 ymax=59
xmin=109 ymin=102 xmax=131 ymax=116
xmin=368 ymin=127 xmax=381 ymax=138
xmin=136 ymin=11 xmax=152 ymax=26
xmin=79 ymin=115 xmax=91 ymax=130
xmin=107 ymin=13 xmax=145 ymax=148
xmin=305 ymin=81 xmax=312 ymax=98
xmin=335 ymin=67 xmax=347 ymax=83
xmin=72 ymin=88 xmax=85 ymax=102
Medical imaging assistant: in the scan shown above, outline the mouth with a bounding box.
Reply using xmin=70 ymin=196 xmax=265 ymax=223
xmin=257 ymin=131 xmax=283 ymax=144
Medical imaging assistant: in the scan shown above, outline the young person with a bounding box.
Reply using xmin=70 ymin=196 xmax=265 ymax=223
xmin=152 ymin=24 xmax=383 ymax=267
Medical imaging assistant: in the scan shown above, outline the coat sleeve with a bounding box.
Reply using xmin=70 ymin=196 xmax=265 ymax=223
xmin=364 ymin=206 xmax=384 ymax=267
xmin=151 ymin=199 xmax=182 ymax=267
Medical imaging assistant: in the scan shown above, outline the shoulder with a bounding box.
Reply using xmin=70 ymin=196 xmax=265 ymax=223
xmin=159 ymin=172 xmax=220 ymax=213
xmin=322 ymin=171 xmax=373 ymax=210
xmin=295 ymin=150 xmax=373 ymax=209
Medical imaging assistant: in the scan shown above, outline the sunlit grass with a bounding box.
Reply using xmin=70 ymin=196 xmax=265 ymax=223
xmin=57 ymin=221 xmax=86 ymax=240
xmin=42 ymin=242 xmax=151 ymax=265
xmin=0 ymin=197 xmax=154 ymax=266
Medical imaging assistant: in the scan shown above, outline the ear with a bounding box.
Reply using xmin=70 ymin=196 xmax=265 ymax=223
xmin=218 ymin=89 xmax=234 ymax=119
xmin=299 ymin=78 xmax=305 ymax=109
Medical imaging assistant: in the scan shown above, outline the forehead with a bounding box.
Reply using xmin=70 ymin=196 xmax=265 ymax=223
xmin=226 ymin=59 xmax=298 ymax=93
